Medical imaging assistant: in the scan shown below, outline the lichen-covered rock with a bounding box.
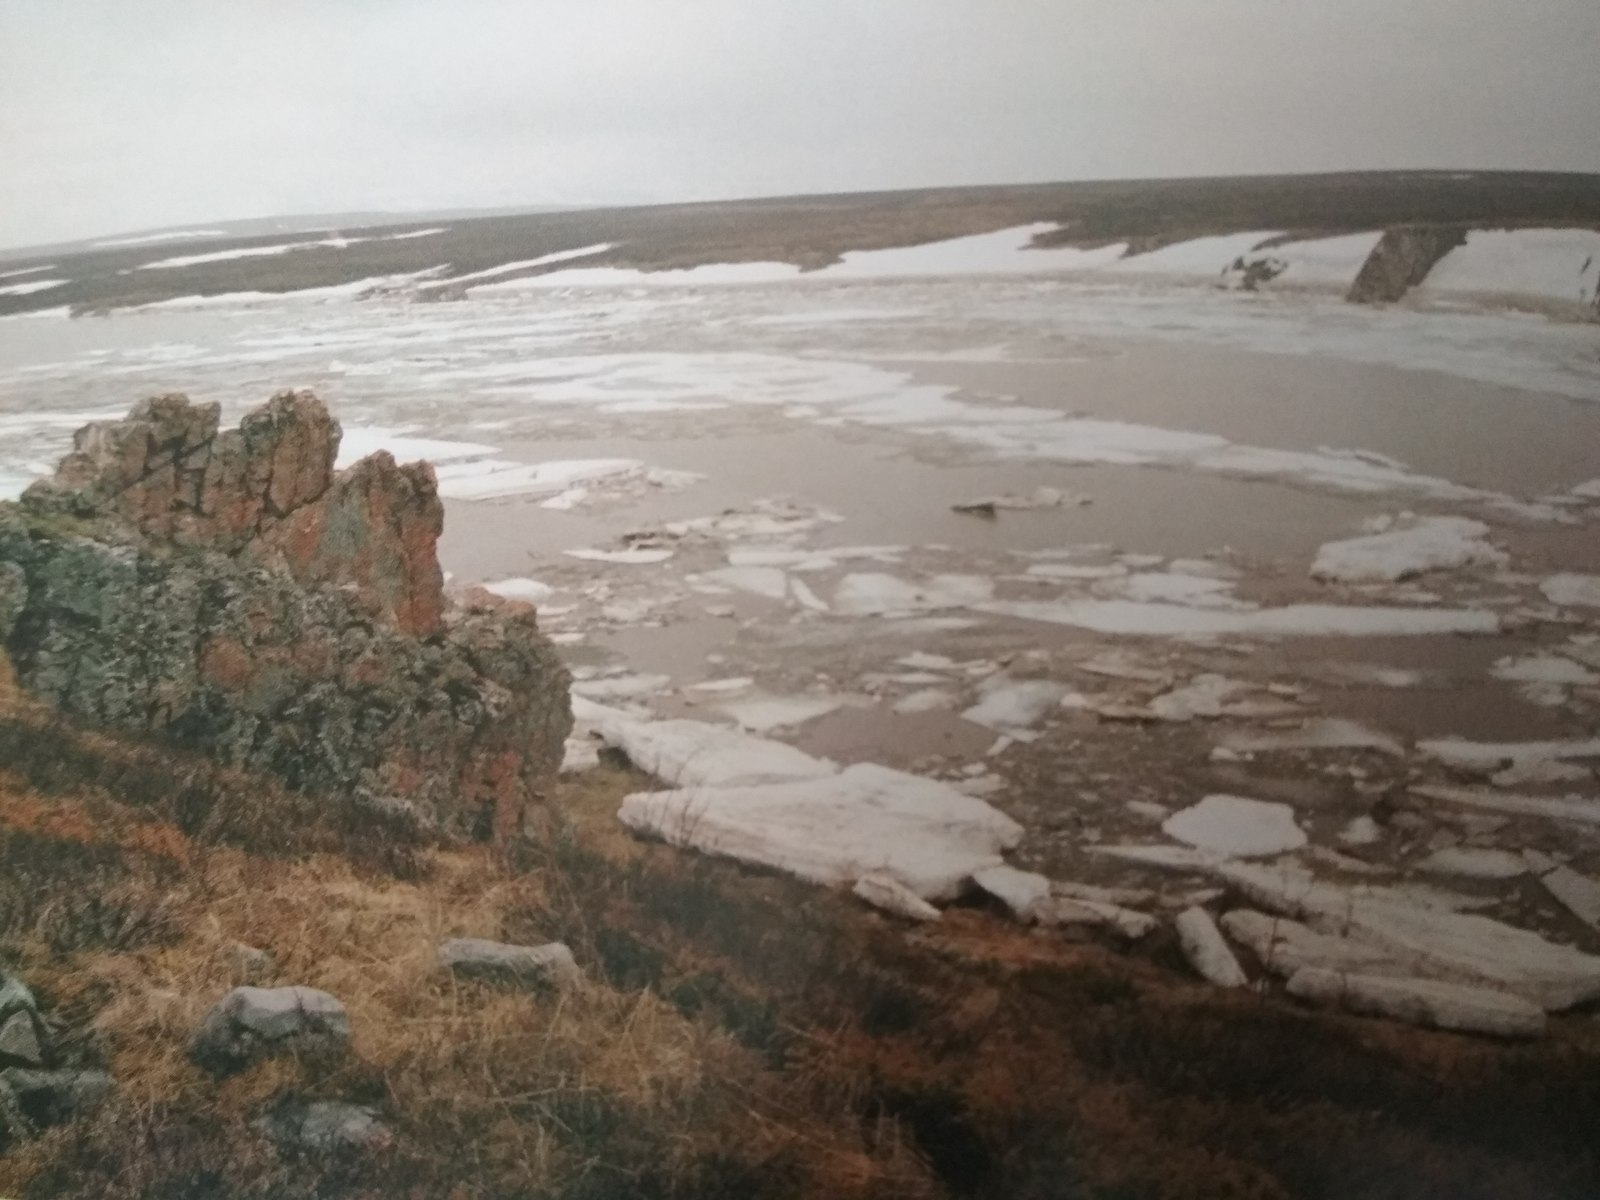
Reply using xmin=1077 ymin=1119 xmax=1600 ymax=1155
xmin=258 ymin=1098 xmax=393 ymax=1153
xmin=0 ymin=1011 xmax=44 ymax=1066
xmin=190 ymin=986 xmax=350 ymax=1075
xmin=21 ymin=390 xmax=441 ymax=634
xmin=438 ymin=938 xmax=583 ymax=990
xmin=1 ymin=1068 xmax=114 ymax=1127
xmin=0 ymin=393 xmax=571 ymax=837
xmin=1346 ymin=225 xmax=1467 ymax=304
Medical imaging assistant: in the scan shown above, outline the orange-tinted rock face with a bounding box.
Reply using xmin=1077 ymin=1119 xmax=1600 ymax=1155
xmin=25 ymin=390 xmax=445 ymax=636
xmin=255 ymin=452 xmax=446 ymax=637
xmin=5 ymin=391 xmax=572 ymax=838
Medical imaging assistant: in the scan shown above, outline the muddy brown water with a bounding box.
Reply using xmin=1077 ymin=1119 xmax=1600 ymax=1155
xmin=436 ymin=343 xmax=1599 ymax=790
xmin=897 ymin=344 xmax=1600 ymax=498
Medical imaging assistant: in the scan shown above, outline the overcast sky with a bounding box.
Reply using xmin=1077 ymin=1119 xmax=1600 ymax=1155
xmin=3 ymin=0 xmax=1598 ymax=248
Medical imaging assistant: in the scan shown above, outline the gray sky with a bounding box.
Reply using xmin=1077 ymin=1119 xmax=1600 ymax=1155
xmin=4 ymin=0 xmax=1599 ymax=249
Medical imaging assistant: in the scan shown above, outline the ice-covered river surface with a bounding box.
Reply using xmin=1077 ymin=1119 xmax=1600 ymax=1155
xmin=3 ymin=273 xmax=1600 ymax=941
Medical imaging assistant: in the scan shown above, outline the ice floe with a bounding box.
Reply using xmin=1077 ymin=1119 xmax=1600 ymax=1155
xmin=1524 ymin=852 xmax=1600 ymax=930
xmin=1540 ymin=573 xmax=1600 ymax=609
xmin=1416 ymin=848 xmax=1527 ymax=881
xmin=718 ymin=695 xmax=851 ymax=733
xmin=1310 ymin=516 xmax=1506 ymax=583
xmin=961 ymin=678 xmax=1069 ymax=737
xmin=1218 ymin=718 xmax=1404 ymax=756
xmin=696 ymin=566 xmax=790 ymax=602
xmin=833 ymin=573 xmax=995 ymax=617
xmin=976 ymin=598 xmax=1499 ymax=638
xmin=1410 ymin=785 xmax=1600 ymax=829
xmin=1161 ymin=795 xmax=1307 ymax=858
xmin=1416 ymin=736 xmax=1600 ymax=773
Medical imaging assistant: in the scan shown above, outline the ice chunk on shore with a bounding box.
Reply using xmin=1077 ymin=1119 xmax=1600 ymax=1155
xmin=1287 ymin=968 xmax=1545 ymax=1038
xmin=1311 ymin=517 xmax=1505 ymax=583
xmin=1162 ymin=795 xmax=1307 ymax=858
xmin=971 ymin=865 xmax=1052 ymax=920
xmin=1175 ymin=907 xmax=1249 ymax=988
xmin=1220 ymin=862 xmax=1600 ymax=1010
xmin=574 ymin=698 xmax=833 ymax=788
xmin=619 ymin=763 xmax=1023 ymax=901
xmin=481 ymin=577 xmax=555 ymax=603
xmin=854 ymin=874 xmax=942 ymax=922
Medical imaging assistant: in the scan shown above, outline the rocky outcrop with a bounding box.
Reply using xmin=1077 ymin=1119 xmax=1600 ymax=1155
xmin=1346 ymin=225 xmax=1467 ymax=304
xmin=0 ymin=393 xmax=571 ymax=838
xmin=24 ymin=391 xmax=443 ymax=636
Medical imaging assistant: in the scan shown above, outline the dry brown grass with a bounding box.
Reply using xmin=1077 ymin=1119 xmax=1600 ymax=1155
xmin=0 ymin=683 xmax=930 ymax=1198
xmin=1 ymin=679 xmax=1598 ymax=1198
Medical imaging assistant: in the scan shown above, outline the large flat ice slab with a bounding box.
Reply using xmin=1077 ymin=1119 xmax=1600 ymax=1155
xmin=619 ymin=762 xmax=1024 ymax=901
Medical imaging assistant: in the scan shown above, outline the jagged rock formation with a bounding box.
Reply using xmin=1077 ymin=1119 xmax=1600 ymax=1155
xmin=1346 ymin=225 xmax=1468 ymax=304
xmin=0 ymin=392 xmax=571 ymax=839
xmin=24 ymin=391 xmax=444 ymax=636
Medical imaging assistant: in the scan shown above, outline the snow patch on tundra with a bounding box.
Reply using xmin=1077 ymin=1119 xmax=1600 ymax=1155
xmin=1420 ymin=228 xmax=1600 ymax=307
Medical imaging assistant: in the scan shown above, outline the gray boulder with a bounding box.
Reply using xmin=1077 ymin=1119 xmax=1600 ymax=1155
xmin=438 ymin=938 xmax=582 ymax=990
xmin=1 ymin=1068 xmax=114 ymax=1127
xmin=190 ymin=986 xmax=350 ymax=1075
xmin=0 ymin=972 xmax=45 ymax=1069
xmin=0 ymin=1011 xmax=44 ymax=1066
xmin=258 ymin=1098 xmax=392 ymax=1153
